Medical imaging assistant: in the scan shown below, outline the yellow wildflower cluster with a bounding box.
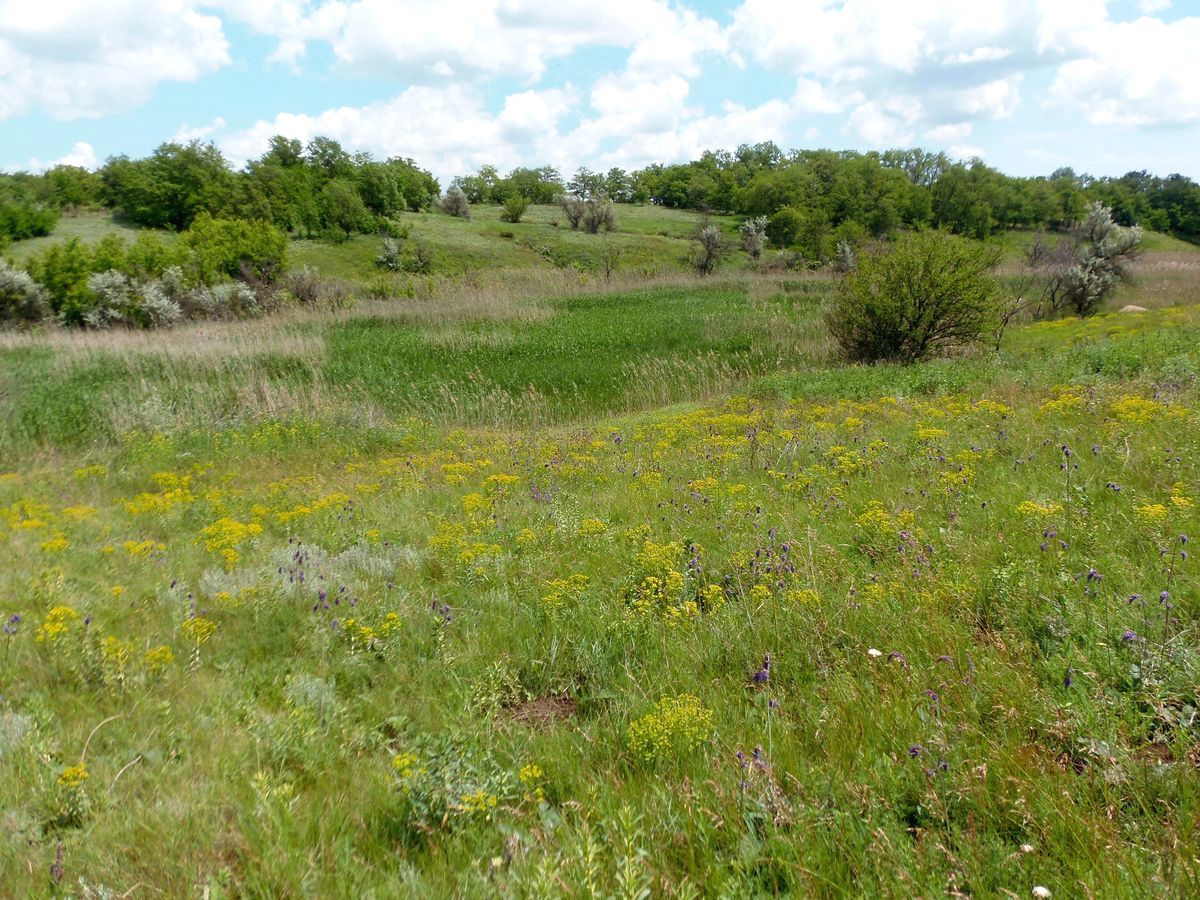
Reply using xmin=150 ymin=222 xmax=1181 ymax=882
xmin=519 ymin=764 xmax=545 ymax=803
xmin=181 ymin=616 xmax=218 ymax=645
xmin=454 ymin=790 xmax=499 ymax=817
xmin=542 ymin=574 xmax=589 ymax=609
xmin=578 ymin=517 xmax=608 ymax=536
xmin=199 ymin=516 xmax=263 ymax=569
xmin=37 ymin=605 xmax=79 ymax=643
xmin=57 ymin=764 xmax=89 ymax=789
xmin=1017 ymin=501 xmax=1063 ymax=519
xmin=627 ymin=694 xmax=714 ymax=762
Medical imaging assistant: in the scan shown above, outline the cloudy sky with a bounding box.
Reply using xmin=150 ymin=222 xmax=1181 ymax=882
xmin=2 ymin=0 xmax=1199 ymax=182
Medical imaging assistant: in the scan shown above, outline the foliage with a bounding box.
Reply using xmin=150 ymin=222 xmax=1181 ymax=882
xmin=740 ymin=215 xmax=768 ymax=259
xmin=500 ymin=194 xmax=530 ymax=224
xmin=827 ymin=230 xmax=1001 ymax=363
xmin=180 ymin=214 xmax=289 ymax=283
xmin=691 ymin=223 xmax=727 ymax=276
xmin=440 ymin=186 xmax=471 ymax=219
xmin=1029 ymin=203 xmax=1143 ymax=318
xmin=0 ymin=259 xmax=48 ymax=324
xmin=0 ymin=201 xmax=58 ymax=241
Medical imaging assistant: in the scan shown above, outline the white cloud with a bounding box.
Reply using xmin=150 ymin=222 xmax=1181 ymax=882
xmin=846 ymin=98 xmax=922 ymax=145
xmin=16 ymin=140 xmax=99 ymax=173
xmin=949 ymin=144 xmax=986 ymax=160
xmin=0 ymin=0 xmax=229 ymax=121
xmin=951 ymin=76 xmax=1022 ymax=119
xmin=216 ymin=0 xmax=724 ymax=84
xmin=1048 ymin=14 xmax=1200 ymax=126
xmin=925 ymin=122 xmax=972 ymax=143
xmin=173 ymin=117 xmax=227 ymax=144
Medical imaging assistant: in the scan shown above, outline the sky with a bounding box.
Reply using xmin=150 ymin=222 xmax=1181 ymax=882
xmin=2 ymin=0 xmax=1199 ymax=184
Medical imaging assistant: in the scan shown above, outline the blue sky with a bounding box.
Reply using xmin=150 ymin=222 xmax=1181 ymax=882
xmin=2 ymin=1 xmax=1199 ymax=183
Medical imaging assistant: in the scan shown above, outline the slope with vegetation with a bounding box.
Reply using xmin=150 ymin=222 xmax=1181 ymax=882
xmin=2 ymin=134 xmax=1200 ymax=895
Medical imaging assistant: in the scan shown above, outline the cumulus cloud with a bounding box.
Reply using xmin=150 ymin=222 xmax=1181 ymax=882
xmin=1048 ymin=14 xmax=1200 ymax=126
xmin=17 ymin=140 xmax=99 ymax=173
xmin=0 ymin=0 xmax=229 ymax=121
xmin=215 ymin=0 xmax=723 ymax=83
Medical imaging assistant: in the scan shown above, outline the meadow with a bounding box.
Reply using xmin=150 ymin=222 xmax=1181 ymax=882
xmin=1 ymin=213 xmax=1200 ymax=896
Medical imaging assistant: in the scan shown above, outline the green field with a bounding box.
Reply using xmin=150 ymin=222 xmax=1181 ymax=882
xmin=2 ymin=215 xmax=1200 ymax=895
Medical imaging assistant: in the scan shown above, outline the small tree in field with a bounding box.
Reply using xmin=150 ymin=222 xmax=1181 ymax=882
xmin=691 ymin=223 xmax=727 ymax=276
xmin=440 ymin=185 xmax=471 ymax=219
xmin=826 ymin=230 xmax=1001 ymax=364
xmin=501 ymin=194 xmax=530 ymax=223
xmin=1034 ymin=202 xmax=1142 ymax=317
xmin=740 ymin=216 xmax=768 ymax=259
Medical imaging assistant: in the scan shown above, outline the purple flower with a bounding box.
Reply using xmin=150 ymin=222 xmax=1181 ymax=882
xmin=908 ymin=744 xmax=922 ymax=757
xmin=768 ymin=698 xmax=780 ymax=710
xmin=1063 ymin=666 xmax=1073 ymax=689
xmin=1160 ymin=591 xmax=1171 ymax=604
xmin=1121 ymin=630 xmax=1137 ymax=642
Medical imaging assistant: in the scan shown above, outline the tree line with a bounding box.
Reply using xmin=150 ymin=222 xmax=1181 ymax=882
xmin=2 ymin=137 xmax=1198 ymax=262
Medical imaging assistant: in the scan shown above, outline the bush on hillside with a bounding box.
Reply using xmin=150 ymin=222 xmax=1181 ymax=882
xmin=500 ymin=194 xmax=530 ymax=223
xmin=826 ymin=230 xmax=1001 ymax=364
xmin=440 ymin=186 xmax=471 ymax=219
xmin=0 ymin=259 xmax=49 ymax=324
xmin=181 ymin=214 xmax=289 ymax=284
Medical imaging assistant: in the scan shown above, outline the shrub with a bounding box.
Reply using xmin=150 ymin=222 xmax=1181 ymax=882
xmin=558 ymin=195 xmax=584 ymax=229
xmin=501 ymin=194 xmax=530 ymax=223
xmin=0 ymin=200 xmax=58 ymax=241
xmin=376 ymin=237 xmax=405 ymax=271
xmin=0 ymin=260 xmax=49 ymax=324
xmin=182 ymin=282 xmax=260 ymax=320
xmin=766 ymin=207 xmax=804 ymax=248
xmin=740 ymin=216 xmax=768 ymax=259
xmin=83 ymin=270 xmax=139 ymax=329
xmin=691 ymin=223 xmax=727 ymax=276
xmin=1031 ymin=202 xmax=1142 ymax=318
xmin=29 ymin=237 xmax=94 ymax=322
xmin=581 ymin=199 xmax=616 ymax=234
xmin=831 ymin=240 xmax=856 ymax=274
xmin=181 ymin=214 xmax=289 ymax=285
xmin=287 ymin=266 xmax=353 ymax=310
xmin=826 ymin=230 xmax=1001 ymax=364
xmin=440 ymin=186 xmax=471 ymax=219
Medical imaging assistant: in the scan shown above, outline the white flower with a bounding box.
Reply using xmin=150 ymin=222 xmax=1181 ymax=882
xmin=1020 ymin=844 xmax=1035 ymax=854
xmin=867 ymin=648 xmax=883 ymax=658
xmin=1032 ymin=887 xmax=1051 ymax=898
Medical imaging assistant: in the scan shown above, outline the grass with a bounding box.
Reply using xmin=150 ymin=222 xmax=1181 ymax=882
xmin=2 ymin=217 xmax=1200 ymax=895
xmin=2 ymin=303 xmax=1199 ymax=894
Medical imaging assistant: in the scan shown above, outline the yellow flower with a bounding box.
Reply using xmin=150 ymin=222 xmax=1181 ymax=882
xmin=144 ymin=645 xmax=175 ymax=674
xmin=1136 ymin=503 xmax=1169 ymax=524
xmin=37 ymin=605 xmax=79 ymax=643
xmin=181 ymin=616 xmax=217 ymax=645
xmin=578 ymin=518 xmax=608 ymax=536
xmin=57 ymin=764 xmax=88 ymax=789
xmin=627 ymin=694 xmax=714 ymax=762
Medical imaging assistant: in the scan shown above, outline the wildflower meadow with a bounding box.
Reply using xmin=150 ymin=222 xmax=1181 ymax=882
xmin=1 ymin=283 xmax=1199 ymax=894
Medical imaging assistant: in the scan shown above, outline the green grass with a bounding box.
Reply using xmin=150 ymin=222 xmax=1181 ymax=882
xmin=1 ymin=301 xmax=1199 ymax=894
xmin=292 ymin=204 xmax=739 ymax=280
xmin=4 ymin=213 xmax=1200 ymax=895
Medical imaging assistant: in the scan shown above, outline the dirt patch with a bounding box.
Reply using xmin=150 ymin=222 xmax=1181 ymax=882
xmin=508 ymin=695 xmax=577 ymax=728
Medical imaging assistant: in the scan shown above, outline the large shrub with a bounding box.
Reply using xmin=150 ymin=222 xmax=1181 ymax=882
xmin=826 ymin=230 xmax=1001 ymax=364
xmin=0 ymin=260 xmax=49 ymax=324
xmin=1030 ymin=202 xmax=1142 ymax=318
xmin=500 ymin=194 xmax=530 ymax=224
xmin=181 ymin=214 xmax=289 ymax=284
xmin=440 ymin=186 xmax=471 ymax=219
